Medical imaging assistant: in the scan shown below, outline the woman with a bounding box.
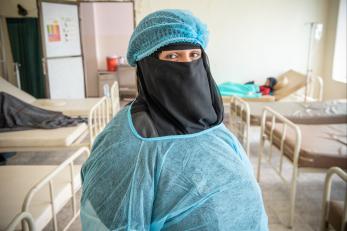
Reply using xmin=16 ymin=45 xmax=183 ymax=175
xmin=81 ymin=9 xmax=268 ymax=230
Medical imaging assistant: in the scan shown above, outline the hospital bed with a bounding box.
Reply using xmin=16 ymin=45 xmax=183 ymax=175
xmin=228 ymin=97 xmax=347 ymax=153
xmin=0 ymin=77 xmax=106 ymax=118
xmin=243 ymin=99 xmax=347 ymax=125
xmin=256 ymin=107 xmax=347 ymax=228
xmin=0 ymin=147 xmax=90 ymax=231
xmin=320 ymin=167 xmax=347 ymax=231
xmin=222 ymin=69 xmax=323 ymax=103
xmin=0 ymin=96 xmax=110 ymax=152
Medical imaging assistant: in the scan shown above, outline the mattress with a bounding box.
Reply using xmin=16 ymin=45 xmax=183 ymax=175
xmin=222 ymin=95 xmax=275 ymax=105
xmin=1 ymin=77 xmax=105 ymax=118
xmin=0 ymin=77 xmax=36 ymax=104
xmin=266 ymin=123 xmax=347 ymax=169
xmin=248 ymin=100 xmax=347 ymax=125
xmin=0 ymin=165 xmax=81 ymax=230
xmin=32 ymin=98 xmax=103 ymax=118
xmin=0 ymin=123 xmax=88 ymax=148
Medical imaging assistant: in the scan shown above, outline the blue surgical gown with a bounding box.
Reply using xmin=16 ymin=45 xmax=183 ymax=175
xmin=80 ymin=105 xmax=268 ymax=230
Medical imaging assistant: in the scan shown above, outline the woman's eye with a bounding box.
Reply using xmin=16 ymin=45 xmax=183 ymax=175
xmin=166 ymin=53 xmax=178 ymax=59
xmin=190 ymin=52 xmax=201 ymax=59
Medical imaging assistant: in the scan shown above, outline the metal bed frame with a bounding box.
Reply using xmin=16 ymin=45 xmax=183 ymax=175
xmin=307 ymin=75 xmax=324 ymax=102
xmin=227 ymin=75 xmax=323 ymax=155
xmin=0 ymin=96 xmax=110 ymax=152
xmin=5 ymin=212 xmax=35 ymax=231
xmin=320 ymin=167 xmax=347 ymax=231
xmin=255 ymin=106 xmax=344 ymax=228
xmin=88 ymin=96 xmax=110 ymax=146
xmin=256 ymin=107 xmax=302 ymax=228
xmin=4 ymin=147 xmax=90 ymax=231
xmin=229 ymin=96 xmax=250 ymax=155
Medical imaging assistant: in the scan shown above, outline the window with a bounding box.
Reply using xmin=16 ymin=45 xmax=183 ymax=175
xmin=332 ymin=0 xmax=347 ymax=83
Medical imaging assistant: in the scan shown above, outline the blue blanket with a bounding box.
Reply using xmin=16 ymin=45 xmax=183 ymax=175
xmin=80 ymin=106 xmax=268 ymax=230
xmin=218 ymin=82 xmax=262 ymax=98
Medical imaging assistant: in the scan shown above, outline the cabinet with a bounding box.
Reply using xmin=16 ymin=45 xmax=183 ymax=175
xmin=98 ymin=65 xmax=137 ymax=99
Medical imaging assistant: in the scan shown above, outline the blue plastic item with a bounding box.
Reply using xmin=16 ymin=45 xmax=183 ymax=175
xmin=218 ymin=82 xmax=262 ymax=98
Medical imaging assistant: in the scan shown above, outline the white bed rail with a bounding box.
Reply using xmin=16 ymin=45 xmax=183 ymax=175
xmin=88 ymin=97 xmax=110 ymax=146
xmin=110 ymin=81 xmax=120 ymax=117
xmin=21 ymin=147 xmax=90 ymax=231
xmin=229 ymin=96 xmax=250 ymax=155
xmin=320 ymin=167 xmax=347 ymax=231
xmin=5 ymin=212 xmax=35 ymax=231
xmin=257 ymin=106 xmax=302 ymax=228
xmin=307 ymin=75 xmax=324 ymax=101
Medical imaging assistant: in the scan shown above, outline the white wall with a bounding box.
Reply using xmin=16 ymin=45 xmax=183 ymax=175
xmin=80 ymin=2 xmax=134 ymax=96
xmin=93 ymin=2 xmax=134 ymax=70
xmin=0 ymin=0 xmax=38 ymax=17
xmin=1 ymin=0 xmax=345 ymax=99
xmin=80 ymin=3 xmax=98 ymax=97
xmin=135 ymin=0 xmax=328 ymax=85
xmin=322 ymin=0 xmax=347 ymax=99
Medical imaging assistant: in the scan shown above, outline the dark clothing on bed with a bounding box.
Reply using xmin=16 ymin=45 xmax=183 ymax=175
xmin=0 ymin=92 xmax=86 ymax=132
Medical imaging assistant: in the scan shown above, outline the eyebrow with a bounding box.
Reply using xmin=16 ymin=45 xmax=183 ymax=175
xmin=162 ymin=49 xmax=201 ymax=53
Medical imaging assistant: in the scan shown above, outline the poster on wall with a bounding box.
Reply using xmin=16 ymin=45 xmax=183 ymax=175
xmin=46 ymin=20 xmax=61 ymax=42
xmin=41 ymin=2 xmax=81 ymax=58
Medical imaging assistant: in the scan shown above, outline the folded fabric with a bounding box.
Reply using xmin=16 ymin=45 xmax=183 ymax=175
xmin=80 ymin=106 xmax=268 ymax=230
xmin=0 ymin=92 xmax=86 ymax=132
xmin=218 ymin=82 xmax=262 ymax=98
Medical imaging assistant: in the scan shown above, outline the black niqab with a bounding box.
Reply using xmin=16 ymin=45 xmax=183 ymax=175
xmin=131 ymin=43 xmax=223 ymax=137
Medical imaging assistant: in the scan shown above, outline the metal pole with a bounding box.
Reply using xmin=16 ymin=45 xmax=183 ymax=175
xmin=305 ymin=22 xmax=315 ymax=103
xmin=14 ymin=62 xmax=21 ymax=89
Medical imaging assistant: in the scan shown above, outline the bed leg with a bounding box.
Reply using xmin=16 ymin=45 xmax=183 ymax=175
xmin=257 ymin=135 xmax=265 ymax=182
xmin=289 ymin=165 xmax=298 ymax=228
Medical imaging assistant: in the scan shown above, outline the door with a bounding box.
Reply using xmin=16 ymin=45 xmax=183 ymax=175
xmin=6 ymin=18 xmax=45 ymax=98
xmin=39 ymin=1 xmax=85 ymax=99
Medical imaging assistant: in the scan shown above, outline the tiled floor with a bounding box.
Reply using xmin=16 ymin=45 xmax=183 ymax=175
xmin=5 ymin=127 xmax=346 ymax=231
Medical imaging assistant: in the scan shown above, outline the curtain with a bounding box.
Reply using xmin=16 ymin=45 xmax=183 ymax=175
xmin=6 ymin=18 xmax=45 ymax=98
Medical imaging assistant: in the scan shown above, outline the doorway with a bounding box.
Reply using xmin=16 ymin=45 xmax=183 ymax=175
xmin=6 ymin=18 xmax=45 ymax=98
xmin=80 ymin=1 xmax=136 ymax=98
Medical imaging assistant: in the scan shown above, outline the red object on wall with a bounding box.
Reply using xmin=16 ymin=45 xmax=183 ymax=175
xmin=107 ymin=56 xmax=118 ymax=72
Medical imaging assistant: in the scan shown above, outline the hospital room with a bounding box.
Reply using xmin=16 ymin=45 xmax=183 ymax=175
xmin=0 ymin=0 xmax=346 ymax=230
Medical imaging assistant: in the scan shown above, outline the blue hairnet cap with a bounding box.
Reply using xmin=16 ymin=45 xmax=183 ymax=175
xmin=127 ymin=9 xmax=208 ymax=66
